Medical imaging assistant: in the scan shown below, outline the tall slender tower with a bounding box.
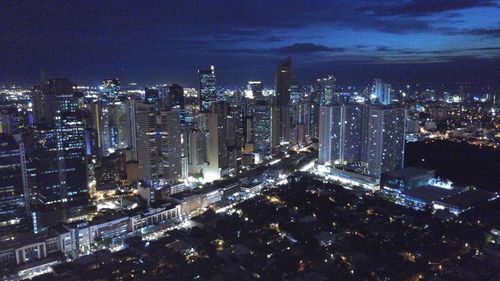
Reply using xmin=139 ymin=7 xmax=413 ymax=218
xmin=198 ymin=66 xmax=217 ymax=112
xmin=273 ymin=57 xmax=293 ymax=147
xmin=135 ymin=102 xmax=160 ymax=182
xmin=159 ymin=109 xmax=182 ymax=184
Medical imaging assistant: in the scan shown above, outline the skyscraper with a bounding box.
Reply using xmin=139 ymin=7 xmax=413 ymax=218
xmin=372 ymin=79 xmax=392 ymax=105
xmin=168 ymin=84 xmax=185 ymax=110
xmin=135 ymin=102 xmax=159 ymax=182
xmin=273 ymin=57 xmax=293 ymax=147
xmin=252 ymin=104 xmax=272 ymax=155
xmin=134 ymin=100 xmax=183 ymax=185
xmin=126 ymin=98 xmax=139 ymax=161
xmin=289 ymin=81 xmax=301 ymax=105
xmin=91 ymin=101 xmax=111 ymax=155
xmin=101 ymin=78 xmax=120 ymax=102
xmin=31 ymin=79 xmax=87 ymax=205
xmin=145 ymin=87 xmax=160 ymax=104
xmin=319 ymin=104 xmax=405 ymax=179
xmin=199 ymin=66 xmax=217 ymax=112
xmin=363 ymin=106 xmax=406 ymax=177
xmin=247 ymin=81 xmax=263 ymax=101
xmin=186 ymin=128 xmax=206 ymax=176
xmin=205 ymin=112 xmax=227 ymax=181
xmin=318 ymin=104 xmax=364 ymax=165
xmin=0 ymin=134 xmax=29 ymax=234
xmin=159 ymin=109 xmax=182 ymax=184
xmin=317 ymin=76 xmax=337 ymax=106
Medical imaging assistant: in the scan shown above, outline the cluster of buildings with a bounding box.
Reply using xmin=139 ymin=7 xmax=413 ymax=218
xmin=18 ymin=174 xmax=500 ymax=281
xmin=0 ymin=57 xmax=498 ymax=279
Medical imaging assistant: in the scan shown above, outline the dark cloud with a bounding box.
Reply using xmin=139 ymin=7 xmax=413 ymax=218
xmin=362 ymin=0 xmax=498 ymax=16
xmin=376 ymin=46 xmax=390 ymax=52
xmin=466 ymin=27 xmax=500 ymax=37
xmin=274 ymin=43 xmax=346 ymax=53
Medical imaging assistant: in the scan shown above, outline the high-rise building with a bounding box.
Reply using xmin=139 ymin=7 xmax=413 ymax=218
xmin=199 ymin=66 xmax=217 ymax=112
xmin=108 ymin=101 xmax=128 ymax=149
xmin=168 ymin=84 xmax=185 ymax=110
xmin=252 ymin=104 xmax=272 ymax=155
xmin=134 ymin=100 xmax=183 ymax=184
xmin=273 ymin=57 xmax=293 ymax=147
xmin=135 ymin=102 xmax=160 ymax=182
xmin=0 ymin=134 xmax=29 ymax=234
xmin=159 ymin=109 xmax=182 ymax=183
xmin=101 ymin=78 xmax=120 ymax=102
xmin=90 ymin=101 xmax=111 ymax=155
xmin=126 ymin=98 xmax=138 ymax=161
xmin=204 ymin=112 xmax=228 ymax=181
xmin=90 ymin=100 xmax=128 ymax=155
xmin=276 ymin=57 xmax=292 ymax=108
xmin=186 ymin=128 xmax=206 ymax=176
xmin=247 ymin=81 xmax=263 ymax=101
xmin=372 ymin=79 xmax=392 ymax=105
xmin=32 ymin=79 xmax=77 ymax=124
xmin=289 ymin=81 xmax=301 ymax=105
xmin=145 ymin=88 xmax=160 ymax=104
xmin=319 ymin=104 xmax=405 ymax=179
xmin=30 ymin=79 xmax=87 ymax=205
xmin=363 ymin=106 xmax=406 ymax=177
xmin=318 ymin=105 xmax=364 ymax=165
xmin=317 ymin=76 xmax=337 ymax=105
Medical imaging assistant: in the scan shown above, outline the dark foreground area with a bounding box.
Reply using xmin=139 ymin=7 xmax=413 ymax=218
xmin=405 ymin=140 xmax=500 ymax=192
xmin=29 ymin=174 xmax=500 ymax=281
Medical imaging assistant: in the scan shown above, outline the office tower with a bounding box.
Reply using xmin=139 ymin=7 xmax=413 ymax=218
xmin=135 ymin=102 xmax=160 ymax=182
xmin=248 ymin=81 xmax=263 ymax=101
xmin=317 ymin=75 xmax=337 ymax=105
xmin=252 ymin=104 xmax=272 ymax=155
xmin=305 ymin=90 xmax=320 ymax=142
xmin=83 ymin=128 xmax=98 ymax=156
xmin=0 ymin=134 xmax=29 ymax=234
xmin=145 ymin=88 xmax=160 ymax=104
xmin=363 ymin=106 xmax=406 ymax=177
xmin=205 ymin=112 xmax=228 ymax=181
xmin=271 ymin=106 xmax=280 ymax=147
xmin=186 ymin=128 xmax=206 ymax=175
xmin=126 ymin=98 xmax=138 ymax=161
xmin=32 ymin=79 xmax=77 ymax=124
xmin=318 ymin=106 xmax=333 ymax=165
xmin=101 ymin=78 xmax=120 ymax=102
xmin=318 ymin=105 xmax=363 ymax=165
xmin=372 ymin=79 xmax=391 ymax=105
xmin=90 ymin=101 xmax=111 ymax=155
xmin=159 ymin=109 xmax=182 ymax=183
xmin=30 ymin=79 xmax=87 ymax=205
xmin=289 ymin=81 xmax=301 ymax=105
xmin=273 ymin=57 xmax=293 ymax=146
xmin=198 ymin=65 xmax=217 ymax=112
xmin=90 ymin=100 xmax=128 ymax=155
xmin=108 ymin=101 xmax=128 ymax=149
xmin=168 ymin=84 xmax=185 ymax=109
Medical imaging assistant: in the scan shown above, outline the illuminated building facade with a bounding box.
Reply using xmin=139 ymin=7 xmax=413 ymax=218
xmin=199 ymin=66 xmax=217 ymax=112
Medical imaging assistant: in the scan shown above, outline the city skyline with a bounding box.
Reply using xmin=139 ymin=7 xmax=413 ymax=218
xmin=1 ymin=1 xmax=499 ymax=86
xmin=0 ymin=1 xmax=499 ymax=280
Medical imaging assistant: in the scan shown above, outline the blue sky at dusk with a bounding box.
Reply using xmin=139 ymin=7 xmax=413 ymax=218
xmin=1 ymin=0 xmax=499 ymax=87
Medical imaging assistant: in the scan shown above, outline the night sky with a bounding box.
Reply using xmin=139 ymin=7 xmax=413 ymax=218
xmin=1 ymin=0 xmax=499 ymax=87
